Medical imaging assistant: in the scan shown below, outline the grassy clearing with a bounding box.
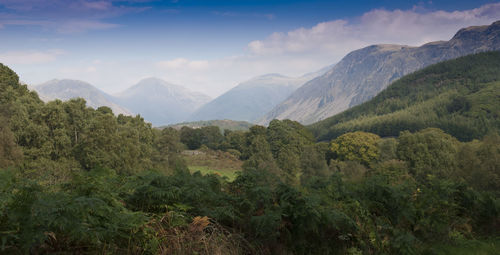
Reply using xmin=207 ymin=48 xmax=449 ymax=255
xmin=188 ymin=165 xmax=240 ymax=181
xmin=182 ymin=149 xmax=242 ymax=182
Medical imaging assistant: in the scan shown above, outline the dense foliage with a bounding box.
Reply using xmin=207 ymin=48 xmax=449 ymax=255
xmin=309 ymin=52 xmax=500 ymax=142
xmin=1 ymin=53 xmax=499 ymax=254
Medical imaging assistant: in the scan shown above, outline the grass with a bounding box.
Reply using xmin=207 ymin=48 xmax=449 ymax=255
xmin=188 ymin=165 xmax=240 ymax=181
xmin=182 ymin=148 xmax=243 ymax=182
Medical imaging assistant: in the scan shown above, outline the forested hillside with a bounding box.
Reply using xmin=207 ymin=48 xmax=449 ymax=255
xmin=310 ymin=51 xmax=500 ymax=142
xmin=0 ymin=56 xmax=499 ymax=254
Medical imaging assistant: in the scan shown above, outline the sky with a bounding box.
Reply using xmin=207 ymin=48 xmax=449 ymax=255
xmin=1 ymin=0 xmax=500 ymax=97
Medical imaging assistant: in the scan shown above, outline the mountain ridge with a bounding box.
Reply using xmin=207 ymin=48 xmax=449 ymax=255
xmin=308 ymin=51 xmax=500 ymax=142
xmin=33 ymin=79 xmax=131 ymax=116
xmin=259 ymin=20 xmax=500 ymax=125
xmin=188 ymin=66 xmax=331 ymax=123
xmin=114 ymin=77 xmax=211 ymax=126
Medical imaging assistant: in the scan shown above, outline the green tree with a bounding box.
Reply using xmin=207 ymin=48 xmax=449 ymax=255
xmin=242 ymin=135 xmax=281 ymax=178
xmin=330 ymin=131 xmax=381 ymax=166
xmin=0 ymin=115 xmax=22 ymax=168
xmin=199 ymin=126 xmax=224 ymax=149
xmin=457 ymin=133 xmax=500 ymax=194
xmin=397 ymin=128 xmax=459 ymax=179
xmin=300 ymin=144 xmax=329 ymax=185
xmin=180 ymin=126 xmax=201 ymax=150
xmin=153 ymin=127 xmax=187 ymax=173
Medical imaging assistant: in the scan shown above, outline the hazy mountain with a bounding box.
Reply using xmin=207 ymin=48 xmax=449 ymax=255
xmin=114 ymin=77 xmax=211 ymax=126
xmin=188 ymin=67 xmax=331 ymax=123
xmin=33 ymin=79 xmax=131 ymax=115
xmin=260 ymin=20 xmax=500 ymax=125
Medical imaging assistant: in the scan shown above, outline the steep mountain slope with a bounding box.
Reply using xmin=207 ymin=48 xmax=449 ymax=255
xmin=114 ymin=77 xmax=211 ymax=126
xmin=33 ymin=79 xmax=131 ymax=115
xmin=261 ymin=20 xmax=500 ymax=125
xmin=188 ymin=66 xmax=331 ymax=123
xmin=309 ymin=51 xmax=500 ymax=142
xmin=187 ymin=74 xmax=304 ymax=122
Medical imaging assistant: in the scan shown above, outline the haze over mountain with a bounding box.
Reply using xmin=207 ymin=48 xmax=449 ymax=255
xmin=188 ymin=65 xmax=331 ymax=123
xmin=114 ymin=77 xmax=211 ymax=126
xmin=33 ymin=79 xmax=131 ymax=116
xmin=260 ymin=20 xmax=500 ymax=125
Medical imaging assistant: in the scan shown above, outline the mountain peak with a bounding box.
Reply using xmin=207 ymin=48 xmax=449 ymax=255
xmin=137 ymin=77 xmax=167 ymax=84
xmin=260 ymin=21 xmax=500 ymax=125
xmin=32 ymin=79 xmax=131 ymax=115
xmin=134 ymin=77 xmax=176 ymax=89
xmin=187 ymin=69 xmax=326 ymax=123
xmin=450 ymin=20 xmax=500 ymax=42
xmin=255 ymin=73 xmax=288 ymax=79
xmin=114 ymin=78 xmax=211 ymax=126
xmin=452 ymin=25 xmax=489 ymax=41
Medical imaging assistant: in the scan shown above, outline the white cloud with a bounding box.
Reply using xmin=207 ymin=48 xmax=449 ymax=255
xmin=247 ymin=3 xmax=500 ymax=61
xmin=0 ymin=49 xmax=65 ymax=64
xmin=151 ymin=3 xmax=500 ymax=97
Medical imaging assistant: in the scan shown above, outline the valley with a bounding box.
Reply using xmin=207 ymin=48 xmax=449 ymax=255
xmin=1 ymin=2 xmax=499 ymax=254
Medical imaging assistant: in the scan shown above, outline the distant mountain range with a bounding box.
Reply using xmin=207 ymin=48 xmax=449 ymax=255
xmin=187 ymin=73 xmax=316 ymax=123
xmin=31 ymin=65 xmax=330 ymax=126
xmin=32 ymin=78 xmax=211 ymax=126
xmin=259 ymin=20 xmax=500 ymax=125
xmin=31 ymin=21 xmax=500 ymax=127
xmin=33 ymin=79 xmax=131 ymax=115
xmin=113 ymin=78 xmax=211 ymax=125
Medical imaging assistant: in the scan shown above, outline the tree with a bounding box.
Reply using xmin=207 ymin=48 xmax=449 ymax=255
xmin=457 ymin=133 xmax=500 ymax=194
xmin=180 ymin=126 xmax=201 ymax=150
xmin=300 ymin=144 xmax=328 ymax=185
xmin=199 ymin=126 xmax=223 ymax=150
xmin=397 ymin=128 xmax=459 ymax=179
xmin=242 ymin=135 xmax=281 ymax=178
xmin=154 ymin=127 xmax=187 ymax=173
xmin=0 ymin=115 xmax=22 ymax=168
xmin=330 ymin=131 xmax=381 ymax=166
xmin=73 ymin=111 xmax=120 ymax=171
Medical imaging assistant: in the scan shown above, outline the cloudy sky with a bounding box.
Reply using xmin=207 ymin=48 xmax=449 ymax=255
xmin=1 ymin=0 xmax=500 ymax=97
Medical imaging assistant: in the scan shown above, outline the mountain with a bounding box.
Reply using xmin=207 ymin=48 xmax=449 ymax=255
xmin=309 ymin=51 xmax=500 ymax=142
xmin=114 ymin=77 xmax=211 ymax=126
xmin=260 ymin=20 xmax=500 ymax=125
xmin=188 ymin=67 xmax=331 ymax=123
xmin=33 ymin=79 xmax=131 ymax=115
xmin=165 ymin=119 xmax=254 ymax=132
